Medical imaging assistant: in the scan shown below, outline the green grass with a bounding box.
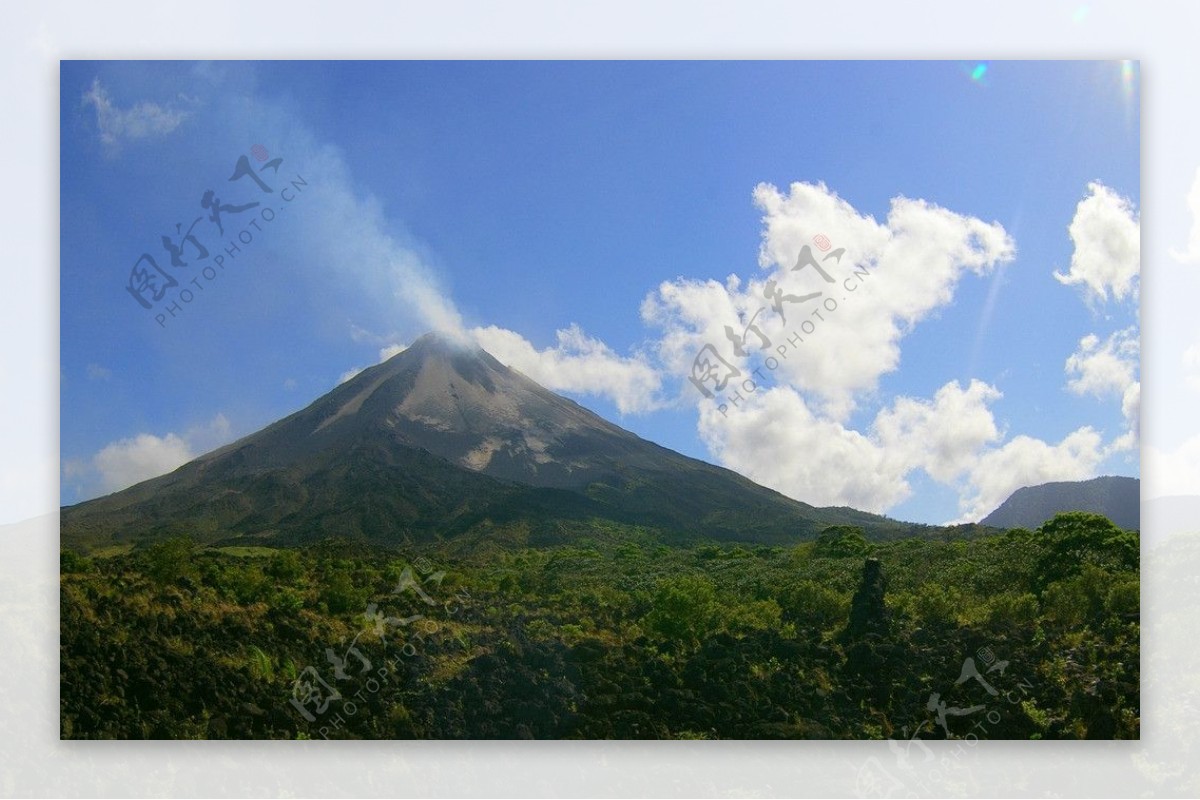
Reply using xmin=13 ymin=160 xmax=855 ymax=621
xmin=90 ymin=543 xmax=135 ymax=558
xmin=214 ymin=546 xmax=279 ymax=558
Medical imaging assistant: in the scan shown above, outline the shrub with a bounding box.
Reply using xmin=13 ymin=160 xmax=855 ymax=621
xmin=643 ymin=575 xmax=720 ymax=647
xmin=723 ymin=599 xmax=783 ymax=635
xmin=906 ymin=581 xmax=966 ymax=628
xmin=272 ymin=587 xmax=306 ymax=613
xmin=1041 ymin=565 xmax=1112 ymax=629
xmin=781 ymin=579 xmax=848 ymax=630
xmin=266 ymin=550 xmax=305 ymax=583
xmin=320 ymin=569 xmax=366 ymax=614
xmin=220 ymin=563 xmax=271 ymax=605
xmin=986 ymin=592 xmax=1040 ymax=630
xmin=60 ymin=550 xmax=93 ymax=574
xmin=1105 ymin=575 xmax=1139 ymax=618
xmin=143 ymin=536 xmax=198 ymax=585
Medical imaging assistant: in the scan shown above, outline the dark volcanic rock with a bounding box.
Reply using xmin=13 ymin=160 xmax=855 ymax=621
xmin=842 ymin=557 xmax=889 ymax=641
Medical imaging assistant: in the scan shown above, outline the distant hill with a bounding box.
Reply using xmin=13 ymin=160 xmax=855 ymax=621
xmin=980 ymin=476 xmax=1139 ymax=530
xmin=61 ymin=332 xmax=917 ymax=553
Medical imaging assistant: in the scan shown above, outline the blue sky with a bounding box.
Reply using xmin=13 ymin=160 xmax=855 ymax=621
xmin=60 ymin=60 xmax=1140 ymax=524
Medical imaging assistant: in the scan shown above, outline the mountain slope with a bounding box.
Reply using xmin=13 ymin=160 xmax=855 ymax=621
xmin=62 ymin=333 xmax=913 ymax=552
xmin=980 ymin=475 xmax=1140 ymax=530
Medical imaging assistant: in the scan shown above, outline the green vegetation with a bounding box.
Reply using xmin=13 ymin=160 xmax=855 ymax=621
xmin=60 ymin=513 xmax=1138 ymax=740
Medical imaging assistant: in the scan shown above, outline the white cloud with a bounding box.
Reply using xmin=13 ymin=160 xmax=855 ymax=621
xmin=1056 ymin=180 xmax=1140 ymax=454
xmin=81 ymin=78 xmax=189 ymax=151
xmin=641 ymin=181 xmax=1130 ymax=523
xmin=1065 ymin=327 xmax=1139 ymax=398
xmin=1170 ymin=167 xmax=1200 ymax=263
xmin=698 ymin=387 xmax=909 ymax=513
xmin=470 ymin=324 xmax=663 ymax=414
xmin=379 ymin=343 xmax=407 ymax=362
xmin=753 ymin=184 xmax=1015 ymax=326
xmin=873 ymin=379 xmax=1002 ymax=483
xmin=337 ymin=343 xmax=409 ymax=385
xmin=1054 ymin=181 xmax=1140 ymax=303
xmin=643 ymin=181 xmax=1015 ymax=420
xmin=338 ymin=324 xmax=663 ymax=412
xmin=1062 ymin=324 xmax=1139 ymax=454
xmin=640 ymin=274 xmax=750 ymax=399
xmin=335 ymin=324 xmax=663 ymax=414
xmin=91 ymin=432 xmax=193 ymax=494
xmin=1110 ymin=381 xmax=1140 ymax=454
xmin=65 ymin=414 xmax=235 ymax=498
xmin=695 ymin=376 xmax=1101 ymax=524
xmin=185 ymin=414 xmax=233 ymax=455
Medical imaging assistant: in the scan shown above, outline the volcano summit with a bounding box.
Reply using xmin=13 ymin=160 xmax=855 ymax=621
xmin=61 ymin=333 xmax=911 ymax=552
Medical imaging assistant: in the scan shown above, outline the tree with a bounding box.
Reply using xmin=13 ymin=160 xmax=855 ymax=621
xmin=60 ymin=549 xmax=92 ymax=574
xmin=780 ymin=579 xmax=848 ymax=630
xmin=320 ymin=569 xmax=366 ymax=614
xmin=143 ymin=536 xmax=198 ymax=585
xmin=643 ymin=575 xmax=720 ymax=647
xmin=266 ymin=550 xmax=305 ymax=582
xmin=1035 ymin=512 xmax=1138 ymax=592
xmin=814 ymin=526 xmax=872 ymax=558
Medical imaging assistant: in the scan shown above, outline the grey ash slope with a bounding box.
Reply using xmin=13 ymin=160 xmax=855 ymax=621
xmin=62 ymin=333 xmax=913 ymax=552
xmin=980 ymin=475 xmax=1140 ymax=530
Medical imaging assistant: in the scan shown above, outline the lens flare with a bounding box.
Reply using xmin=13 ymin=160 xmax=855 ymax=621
xmin=1121 ymin=59 xmax=1136 ymax=90
xmin=971 ymin=63 xmax=988 ymax=82
xmin=1119 ymin=60 xmax=1137 ymax=120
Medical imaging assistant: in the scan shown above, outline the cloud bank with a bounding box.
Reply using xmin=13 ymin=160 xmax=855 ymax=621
xmin=643 ymin=180 xmax=1137 ymax=523
xmin=1054 ymin=181 xmax=1140 ymax=303
xmin=469 ymin=324 xmax=663 ymax=415
xmin=64 ymin=414 xmax=233 ymax=497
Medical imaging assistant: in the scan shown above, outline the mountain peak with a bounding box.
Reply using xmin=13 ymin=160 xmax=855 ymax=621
xmin=62 ymin=328 xmax=910 ymax=553
xmin=402 ymin=330 xmax=481 ymax=359
xmin=310 ymin=331 xmax=643 ymax=488
xmin=370 ymin=331 xmax=507 ymax=398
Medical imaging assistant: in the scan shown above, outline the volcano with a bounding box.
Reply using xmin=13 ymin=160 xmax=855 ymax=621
xmin=61 ymin=333 xmax=910 ymax=552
